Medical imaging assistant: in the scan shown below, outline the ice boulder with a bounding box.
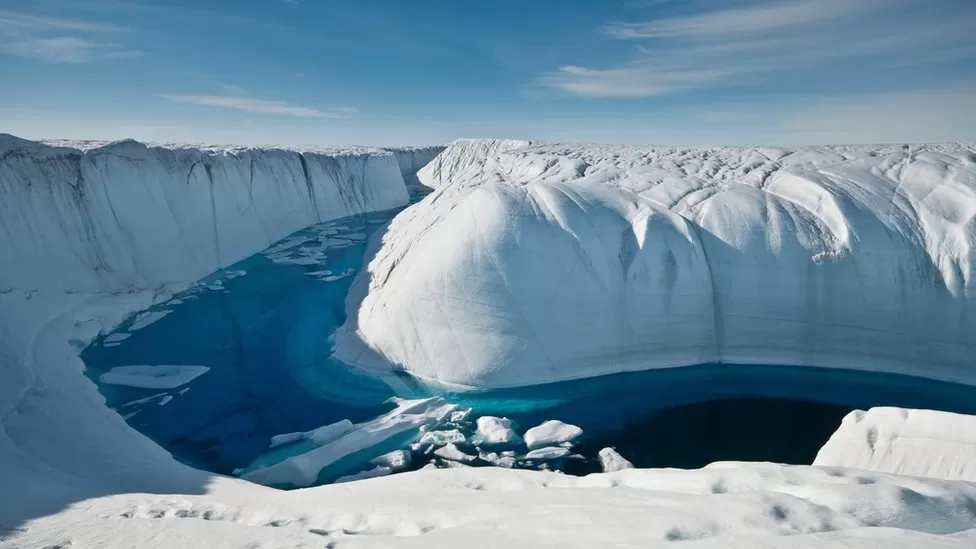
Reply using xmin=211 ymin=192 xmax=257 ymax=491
xmin=472 ymin=416 xmax=521 ymax=447
xmin=814 ymin=407 xmax=976 ymax=481
xmin=524 ymin=420 xmax=583 ymax=450
xmin=599 ymin=447 xmax=634 ymax=473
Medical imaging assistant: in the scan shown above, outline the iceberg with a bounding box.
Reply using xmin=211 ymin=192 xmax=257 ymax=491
xmin=334 ymin=139 xmax=976 ymax=389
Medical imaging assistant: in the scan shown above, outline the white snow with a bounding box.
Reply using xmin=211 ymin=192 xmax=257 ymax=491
xmin=98 ymin=365 xmax=210 ymax=389
xmin=335 ymin=139 xmax=976 ymax=389
xmin=599 ymin=447 xmax=635 ymax=472
xmin=472 ymin=416 xmax=521 ymax=447
xmin=241 ymin=397 xmax=457 ymax=487
xmin=334 ymin=465 xmax=393 ymax=483
xmin=524 ymin=420 xmax=583 ymax=450
xmin=814 ymin=407 xmax=976 ymax=481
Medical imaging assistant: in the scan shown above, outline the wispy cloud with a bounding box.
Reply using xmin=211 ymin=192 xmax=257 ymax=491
xmin=164 ymin=95 xmax=358 ymax=119
xmin=542 ymin=0 xmax=976 ymax=98
xmin=604 ymin=0 xmax=869 ymax=39
xmin=0 ymin=9 xmax=141 ymax=63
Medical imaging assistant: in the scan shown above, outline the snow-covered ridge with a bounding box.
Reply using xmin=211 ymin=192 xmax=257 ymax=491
xmin=815 ymin=407 xmax=976 ymax=480
xmin=336 ymin=139 xmax=976 ymax=388
xmin=0 ymin=134 xmax=427 ymax=293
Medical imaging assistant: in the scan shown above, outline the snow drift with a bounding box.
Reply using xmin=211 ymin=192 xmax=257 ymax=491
xmin=334 ymin=139 xmax=976 ymax=389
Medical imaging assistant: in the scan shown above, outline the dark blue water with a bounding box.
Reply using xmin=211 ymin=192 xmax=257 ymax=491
xmin=82 ymin=207 xmax=408 ymax=474
xmin=82 ymin=200 xmax=976 ymax=484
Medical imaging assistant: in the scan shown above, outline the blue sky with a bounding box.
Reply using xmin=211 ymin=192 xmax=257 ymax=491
xmin=1 ymin=0 xmax=974 ymax=146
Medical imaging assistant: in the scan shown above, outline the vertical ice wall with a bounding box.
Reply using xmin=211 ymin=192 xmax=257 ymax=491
xmin=0 ymin=135 xmax=412 ymax=293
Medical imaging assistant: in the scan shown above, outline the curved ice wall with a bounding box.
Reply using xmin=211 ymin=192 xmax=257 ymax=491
xmin=334 ymin=139 xmax=976 ymax=389
xmin=0 ymin=134 xmax=434 ymax=509
xmin=0 ymin=134 xmax=418 ymax=292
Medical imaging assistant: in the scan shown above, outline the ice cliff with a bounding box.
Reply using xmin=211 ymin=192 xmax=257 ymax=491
xmin=334 ymin=139 xmax=976 ymax=389
xmin=0 ymin=135 xmax=432 ymax=293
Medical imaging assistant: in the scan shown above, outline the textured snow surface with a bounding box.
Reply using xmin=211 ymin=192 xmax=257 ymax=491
xmin=815 ymin=407 xmax=976 ymax=481
xmin=335 ymin=139 xmax=976 ymax=388
xmin=0 ymin=134 xmax=411 ymax=292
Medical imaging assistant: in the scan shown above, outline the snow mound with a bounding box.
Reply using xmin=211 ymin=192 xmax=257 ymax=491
xmin=334 ymin=139 xmax=976 ymax=389
xmin=814 ymin=407 xmax=976 ymax=480
xmin=98 ymin=365 xmax=210 ymax=389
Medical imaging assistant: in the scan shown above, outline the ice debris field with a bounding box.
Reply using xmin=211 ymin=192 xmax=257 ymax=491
xmin=1 ymin=134 xmax=976 ymax=548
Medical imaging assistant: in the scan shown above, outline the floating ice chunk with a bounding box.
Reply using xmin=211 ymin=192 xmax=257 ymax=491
xmin=524 ymin=420 xmax=583 ymax=450
xmin=104 ymin=342 xmax=121 ymax=348
xmin=598 ymin=448 xmax=634 ymax=472
xmin=272 ymin=256 xmax=322 ymax=266
xmin=419 ymin=429 xmax=466 ymax=447
xmin=478 ymin=450 xmax=516 ymax=469
xmin=309 ymin=419 xmax=355 ymax=445
xmin=128 ymin=309 xmax=172 ymax=331
xmin=242 ymin=397 xmax=456 ymax=487
xmin=434 ymin=443 xmax=475 ymax=463
xmin=269 ymin=432 xmax=306 ymax=448
xmin=449 ymin=408 xmax=472 ymax=423
xmin=157 ymin=395 xmax=173 ymax=406
xmin=224 ymin=270 xmax=247 ymax=280
xmin=103 ymin=333 xmax=131 ymax=344
xmin=119 ymin=392 xmax=169 ymax=407
xmin=99 ymin=365 xmax=210 ymax=389
xmin=370 ymin=449 xmax=411 ymax=472
xmin=524 ymin=446 xmax=571 ymax=461
xmin=472 ymin=416 xmax=521 ymax=447
xmin=334 ymin=465 xmax=392 ymax=484
xmin=304 ymin=270 xmax=333 ymax=277
xmin=269 ymin=419 xmax=354 ymax=448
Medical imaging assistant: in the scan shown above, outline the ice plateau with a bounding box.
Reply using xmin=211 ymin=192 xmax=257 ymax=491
xmin=334 ymin=139 xmax=976 ymax=388
xmin=3 ymin=135 xmax=976 ymax=549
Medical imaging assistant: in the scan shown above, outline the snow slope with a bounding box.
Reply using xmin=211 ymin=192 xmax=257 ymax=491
xmin=815 ymin=408 xmax=976 ymax=480
xmin=0 ymin=134 xmax=410 ymax=292
xmin=334 ymin=139 xmax=976 ymax=388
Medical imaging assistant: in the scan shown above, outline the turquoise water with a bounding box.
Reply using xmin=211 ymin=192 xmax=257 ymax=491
xmin=82 ymin=200 xmax=976 ymax=483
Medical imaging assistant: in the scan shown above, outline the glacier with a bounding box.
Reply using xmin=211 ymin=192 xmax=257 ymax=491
xmin=3 ymin=134 xmax=976 ymax=549
xmin=334 ymin=139 xmax=976 ymax=388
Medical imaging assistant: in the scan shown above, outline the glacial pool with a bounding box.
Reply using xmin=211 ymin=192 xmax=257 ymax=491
xmin=82 ymin=203 xmax=976 ymax=487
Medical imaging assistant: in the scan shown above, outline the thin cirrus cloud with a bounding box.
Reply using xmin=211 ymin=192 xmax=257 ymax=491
xmin=164 ymin=95 xmax=359 ymax=119
xmin=541 ymin=0 xmax=976 ymax=98
xmin=0 ymin=9 xmax=142 ymax=63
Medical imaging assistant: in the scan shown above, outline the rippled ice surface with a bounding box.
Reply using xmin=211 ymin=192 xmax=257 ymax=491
xmin=83 ymin=202 xmax=976 ymax=486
